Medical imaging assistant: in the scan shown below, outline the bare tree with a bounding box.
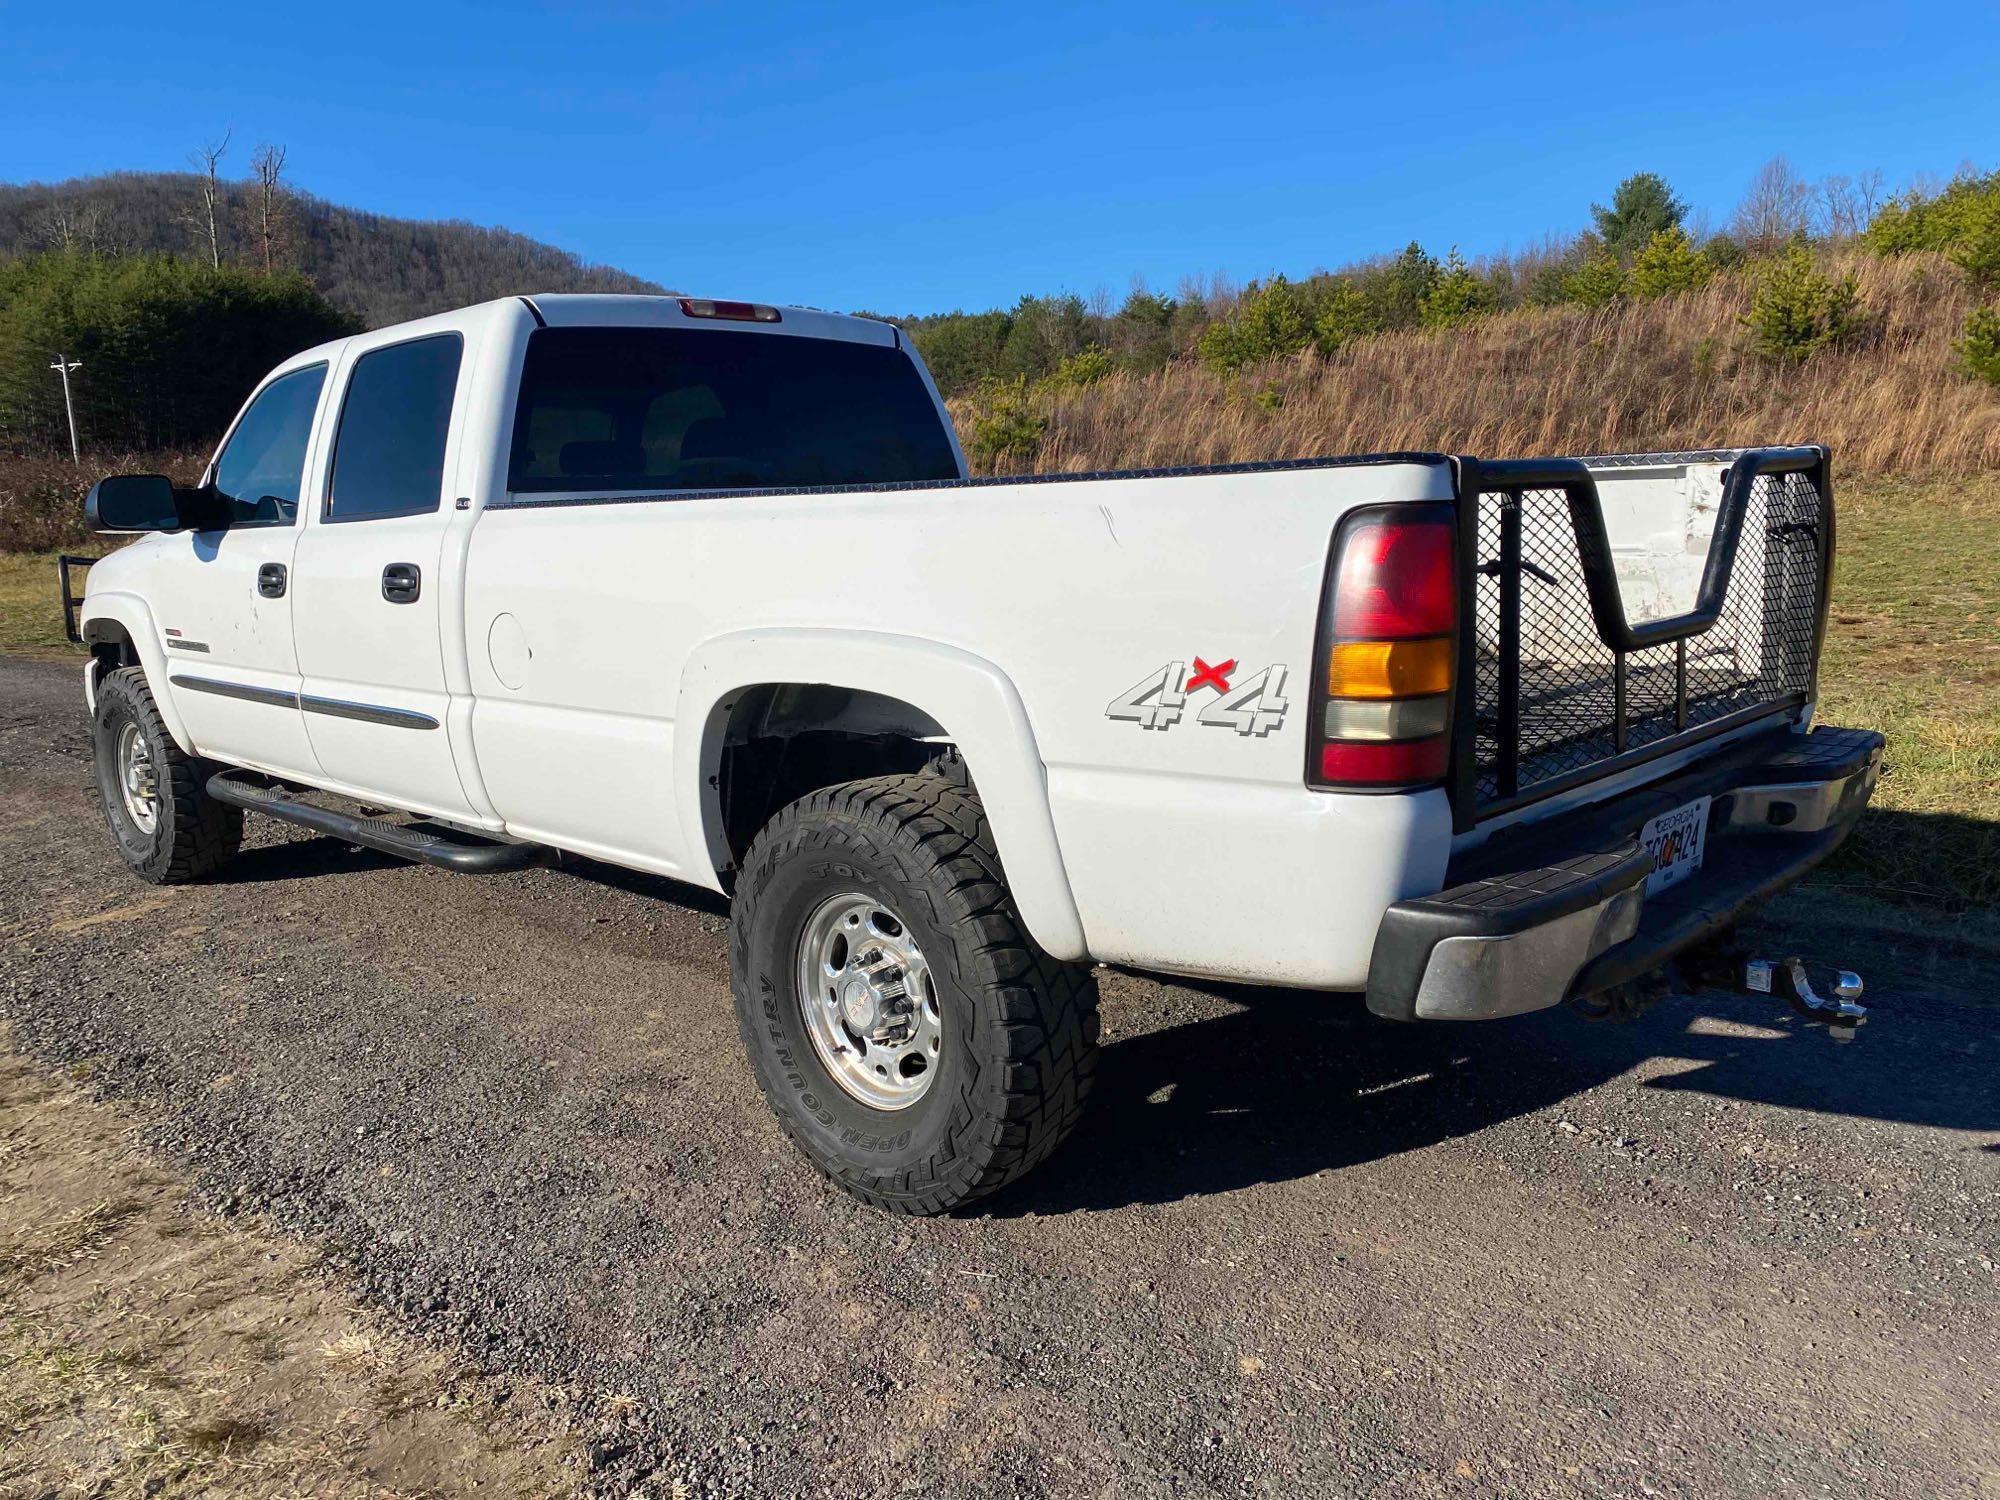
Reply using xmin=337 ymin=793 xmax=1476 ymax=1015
xmin=250 ymin=143 xmax=294 ymax=275
xmin=1817 ymin=169 xmax=1885 ymax=240
xmin=35 ymin=201 xmax=100 ymax=253
xmin=181 ymin=130 xmax=232 ymax=268
xmin=1731 ymin=156 xmax=1814 ymax=251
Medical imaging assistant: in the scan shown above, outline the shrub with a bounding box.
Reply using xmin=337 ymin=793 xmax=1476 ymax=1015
xmin=1864 ymin=171 xmax=2000 ymax=254
xmin=1108 ymin=290 xmax=1176 ymax=372
xmin=1418 ymin=249 xmax=1497 ymax=329
xmin=1197 ymin=276 xmax=1314 ymax=372
xmin=1046 ymin=347 xmax=1116 ymax=389
xmin=1742 ymin=244 xmax=1863 ymax=363
xmin=910 ymin=310 xmax=1011 ymax=398
xmin=1369 ymin=243 xmax=1441 ymax=329
xmin=0 ymin=448 xmax=205 ymax=552
xmin=995 ymin=294 xmax=1093 ymax=384
xmin=1311 ymin=278 xmax=1380 ymax=353
xmin=1628 ymin=228 xmax=1714 ymax=298
xmin=1702 ymin=232 xmax=1746 ymax=271
xmin=1957 ymin=305 xmax=2000 ymax=386
xmin=962 ymin=377 xmax=1046 ymax=469
xmin=1947 ymin=194 xmax=2000 ymax=289
xmin=1562 ymin=250 xmax=1626 ymax=307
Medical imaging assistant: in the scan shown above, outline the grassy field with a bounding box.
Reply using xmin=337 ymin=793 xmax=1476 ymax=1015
xmin=1809 ymin=474 xmax=2000 ymax=942
xmin=0 ymin=548 xmax=112 ymax=655
xmin=3 ymin=474 xmax=1993 ymax=934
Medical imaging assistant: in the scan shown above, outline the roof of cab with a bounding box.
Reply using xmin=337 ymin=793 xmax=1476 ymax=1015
xmin=521 ymin=293 xmax=898 ymax=347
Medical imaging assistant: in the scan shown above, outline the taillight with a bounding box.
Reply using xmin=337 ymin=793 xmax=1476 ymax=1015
xmin=678 ymin=297 xmax=783 ymax=323
xmin=1308 ymin=504 xmax=1457 ymax=790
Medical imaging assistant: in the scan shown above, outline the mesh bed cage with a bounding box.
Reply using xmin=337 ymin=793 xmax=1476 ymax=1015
xmin=1449 ymin=447 xmax=1833 ymax=826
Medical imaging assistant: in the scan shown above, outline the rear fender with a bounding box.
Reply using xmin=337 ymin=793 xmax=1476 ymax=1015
xmin=677 ymin=628 xmax=1088 ymax=961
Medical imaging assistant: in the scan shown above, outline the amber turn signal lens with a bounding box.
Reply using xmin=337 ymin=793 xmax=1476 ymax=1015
xmin=1324 ymin=636 xmax=1453 ymax=699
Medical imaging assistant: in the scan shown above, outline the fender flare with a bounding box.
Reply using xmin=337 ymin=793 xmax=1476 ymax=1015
xmin=676 ymin=627 xmax=1089 ymax=962
xmin=79 ymin=591 xmax=195 ymax=754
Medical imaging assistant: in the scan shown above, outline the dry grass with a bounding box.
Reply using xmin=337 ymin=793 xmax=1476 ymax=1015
xmin=963 ymin=252 xmax=2000 ymax=478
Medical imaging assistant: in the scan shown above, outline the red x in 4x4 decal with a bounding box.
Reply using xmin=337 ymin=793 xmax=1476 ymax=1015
xmin=1187 ymin=656 xmax=1236 ymax=694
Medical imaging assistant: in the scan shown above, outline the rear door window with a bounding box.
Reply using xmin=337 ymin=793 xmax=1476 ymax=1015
xmin=508 ymin=327 xmax=959 ymax=493
xmin=325 ymin=334 xmax=463 ymax=522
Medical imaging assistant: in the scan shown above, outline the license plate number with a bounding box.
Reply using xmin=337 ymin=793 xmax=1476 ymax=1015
xmin=1640 ymin=796 xmax=1711 ymax=895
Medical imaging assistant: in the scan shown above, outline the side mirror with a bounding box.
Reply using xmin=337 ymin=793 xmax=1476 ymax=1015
xmin=85 ymin=474 xmax=180 ymax=533
xmin=84 ymin=475 xmax=228 ymax=534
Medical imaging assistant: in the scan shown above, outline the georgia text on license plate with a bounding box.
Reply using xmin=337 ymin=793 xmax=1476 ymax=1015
xmin=1640 ymin=795 xmax=1711 ymax=895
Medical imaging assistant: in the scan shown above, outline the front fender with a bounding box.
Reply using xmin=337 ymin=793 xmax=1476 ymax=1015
xmin=80 ymin=591 xmax=194 ymax=753
xmin=676 ymin=628 xmax=1089 ymax=962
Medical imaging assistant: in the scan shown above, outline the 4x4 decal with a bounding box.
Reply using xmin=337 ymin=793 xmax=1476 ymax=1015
xmin=1106 ymin=657 xmax=1290 ymax=736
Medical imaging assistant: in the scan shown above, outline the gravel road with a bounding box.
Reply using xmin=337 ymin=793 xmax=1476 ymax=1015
xmin=2 ymin=653 xmax=1995 ymax=1499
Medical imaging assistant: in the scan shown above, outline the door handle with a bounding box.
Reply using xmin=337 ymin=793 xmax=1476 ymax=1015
xmin=257 ymin=562 xmax=288 ymax=599
xmin=381 ymin=563 xmax=421 ymax=604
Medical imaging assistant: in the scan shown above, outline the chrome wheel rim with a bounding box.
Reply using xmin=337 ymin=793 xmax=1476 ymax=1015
xmin=795 ymin=892 xmax=942 ymax=1110
xmin=116 ymin=721 xmax=159 ymax=835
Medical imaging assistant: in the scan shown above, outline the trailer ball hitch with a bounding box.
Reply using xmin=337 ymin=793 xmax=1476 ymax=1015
xmin=1744 ymin=956 xmax=1866 ymax=1030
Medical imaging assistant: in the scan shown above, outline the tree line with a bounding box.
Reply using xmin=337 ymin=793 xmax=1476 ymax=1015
xmin=890 ymin=159 xmax=2000 ymax=399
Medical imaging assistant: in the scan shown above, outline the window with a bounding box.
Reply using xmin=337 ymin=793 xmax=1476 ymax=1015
xmin=325 ymin=334 xmax=463 ymax=522
xmin=211 ymin=364 xmax=325 ymax=526
xmin=507 ymin=327 xmax=960 ymax=494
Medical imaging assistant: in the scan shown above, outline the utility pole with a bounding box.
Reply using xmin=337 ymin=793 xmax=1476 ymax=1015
xmin=50 ymin=356 xmax=83 ymax=464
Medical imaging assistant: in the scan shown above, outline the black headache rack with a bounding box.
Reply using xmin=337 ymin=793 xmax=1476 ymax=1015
xmin=58 ymin=554 xmax=95 ymax=645
xmin=1445 ymin=446 xmax=1833 ymax=831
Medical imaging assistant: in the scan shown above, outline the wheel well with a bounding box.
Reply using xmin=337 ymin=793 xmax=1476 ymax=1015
xmin=83 ymin=621 xmax=138 ymax=684
xmin=713 ymin=684 xmax=956 ymax=877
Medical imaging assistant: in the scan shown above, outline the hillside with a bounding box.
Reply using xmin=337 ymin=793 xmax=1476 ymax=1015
xmin=951 ymin=252 xmax=2000 ymax=479
xmin=0 ymin=172 xmax=666 ymax=327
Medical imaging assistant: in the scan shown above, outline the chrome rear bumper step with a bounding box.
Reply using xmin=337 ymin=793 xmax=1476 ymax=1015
xmin=206 ymin=771 xmax=545 ymax=874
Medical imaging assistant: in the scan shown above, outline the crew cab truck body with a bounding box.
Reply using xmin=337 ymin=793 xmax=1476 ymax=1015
xmin=76 ymin=293 xmax=1882 ymax=1212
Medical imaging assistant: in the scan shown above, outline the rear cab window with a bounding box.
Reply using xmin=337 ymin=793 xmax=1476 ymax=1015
xmin=507 ymin=327 xmax=960 ymax=494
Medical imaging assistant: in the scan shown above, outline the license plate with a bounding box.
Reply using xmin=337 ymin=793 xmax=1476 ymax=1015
xmin=1640 ymin=795 xmax=1711 ymax=895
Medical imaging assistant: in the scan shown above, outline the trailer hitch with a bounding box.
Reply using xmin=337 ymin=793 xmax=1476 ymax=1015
xmin=1743 ymin=956 xmax=1866 ymax=1031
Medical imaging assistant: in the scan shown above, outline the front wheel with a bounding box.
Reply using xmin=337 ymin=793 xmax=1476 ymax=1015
xmin=730 ymin=772 xmax=1098 ymax=1214
xmin=91 ymin=666 xmax=242 ymax=883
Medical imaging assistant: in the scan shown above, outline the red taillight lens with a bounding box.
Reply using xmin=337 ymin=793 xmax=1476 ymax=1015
xmin=1309 ymin=506 xmax=1458 ymax=790
xmin=1331 ymin=516 xmax=1456 ymax=639
xmin=1319 ymin=737 xmax=1450 ymax=784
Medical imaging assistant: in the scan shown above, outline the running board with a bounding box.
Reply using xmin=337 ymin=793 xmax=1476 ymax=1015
xmin=205 ymin=772 xmax=544 ymax=874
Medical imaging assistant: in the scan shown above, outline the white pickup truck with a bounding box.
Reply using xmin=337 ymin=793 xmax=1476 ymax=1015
xmin=75 ymin=293 xmax=1882 ymax=1213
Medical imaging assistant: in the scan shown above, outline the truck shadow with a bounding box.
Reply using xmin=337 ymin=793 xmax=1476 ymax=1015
xmin=986 ymin=962 xmax=2000 ymax=1216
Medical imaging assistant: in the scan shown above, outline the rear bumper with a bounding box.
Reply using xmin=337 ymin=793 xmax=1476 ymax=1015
xmin=1364 ymin=725 xmax=1882 ymax=1022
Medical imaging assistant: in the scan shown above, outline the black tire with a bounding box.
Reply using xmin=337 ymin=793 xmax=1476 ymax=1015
xmin=730 ymin=772 xmax=1098 ymax=1214
xmin=91 ymin=666 xmax=242 ymax=883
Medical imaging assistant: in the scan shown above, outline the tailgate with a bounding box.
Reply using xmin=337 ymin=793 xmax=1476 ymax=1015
xmin=1449 ymin=446 xmax=1833 ymax=830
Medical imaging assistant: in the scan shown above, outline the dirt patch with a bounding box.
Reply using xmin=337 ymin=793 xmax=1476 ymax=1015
xmin=0 ymin=1029 xmax=590 ymax=1498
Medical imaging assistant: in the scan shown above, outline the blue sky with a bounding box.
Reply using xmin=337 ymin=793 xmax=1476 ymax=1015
xmin=2 ymin=1 xmax=1993 ymax=315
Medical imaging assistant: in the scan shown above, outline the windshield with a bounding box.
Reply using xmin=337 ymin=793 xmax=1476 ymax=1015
xmin=507 ymin=326 xmax=960 ymax=494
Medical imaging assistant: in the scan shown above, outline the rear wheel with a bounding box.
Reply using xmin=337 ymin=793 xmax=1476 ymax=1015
xmin=730 ymin=771 xmax=1098 ymax=1214
xmin=91 ymin=667 xmax=241 ymax=883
